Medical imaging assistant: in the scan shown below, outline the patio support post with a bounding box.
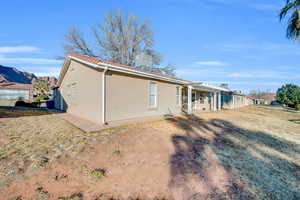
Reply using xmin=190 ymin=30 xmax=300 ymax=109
xmin=232 ymin=95 xmax=235 ymax=109
xmin=187 ymin=85 xmax=192 ymax=114
xmin=213 ymin=91 xmax=217 ymax=111
xmin=218 ymin=92 xmax=221 ymax=110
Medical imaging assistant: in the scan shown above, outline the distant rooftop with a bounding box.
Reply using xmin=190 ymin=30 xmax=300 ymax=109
xmin=0 ymin=82 xmax=32 ymax=90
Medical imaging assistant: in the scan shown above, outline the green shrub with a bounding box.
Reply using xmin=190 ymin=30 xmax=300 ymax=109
xmin=89 ymin=168 xmax=106 ymax=179
xmin=34 ymin=94 xmax=49 ymax=102
xmin=112 ymin=150 xmax=121 ymax=155
xmin=276 ymin=84 xmax=300 ymax=107
xmin=296 ymin=104 xmax=300 ymax=111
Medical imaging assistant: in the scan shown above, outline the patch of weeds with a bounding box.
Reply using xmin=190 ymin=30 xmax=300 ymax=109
xmin=54 ymin=172 xmax=68 ymax=181
xmin=35 ymin=186 xmax=50 ymax=200
xmin=112 ymin=143 xmax=121 ymax=156
xmin=112 ymin=150 xmax=121 ymax=156
xmin=58 ymin=193 xmax=83 ymax=200
xmin=8 ymin=196 xmax=23 ymax=200
xmin=0 ymin=147 xmax=18 ymax=159
xmin=128 ymin=197 xmax=169 ymax=200
xmin=89 ymin=168 xmax=106 ymax=179
xmin=39 ymin=156 xmax=49 ymax=167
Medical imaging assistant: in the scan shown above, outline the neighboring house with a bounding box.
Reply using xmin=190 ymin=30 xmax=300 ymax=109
xmin=223 ymin=91 xmax=254 ymax=109
xmin=0 ymin=82 xmax=32 ymax=106
xmin=54 ymin=53 xmax=253 ymax=125
xmin=250 ymin=93 xmax=276 ymax=105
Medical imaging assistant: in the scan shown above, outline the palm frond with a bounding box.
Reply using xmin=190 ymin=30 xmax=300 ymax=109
xmin=286 ymin=8 xmax=300 ymax=40
xmin=279 ymin=1 xmax=298 ymax=20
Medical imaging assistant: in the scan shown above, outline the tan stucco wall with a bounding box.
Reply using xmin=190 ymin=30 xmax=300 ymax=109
xmin=106 ymin=71 xmax=182 ymax=122
xmin=59 ymin=60 xmax=103 ymax=124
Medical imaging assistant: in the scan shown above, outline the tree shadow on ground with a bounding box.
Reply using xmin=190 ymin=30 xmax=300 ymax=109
xmin=0 ymin=107 xmax=50 ymax=118
xmin=167 ymin=114 xmax=300 ymax=200
xmin=288 ymin=119 xmax=300 ymax=124
xmin=282 ymin=109 xmax=299 ymax=114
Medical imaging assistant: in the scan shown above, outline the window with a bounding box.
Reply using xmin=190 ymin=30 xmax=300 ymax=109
xmin=208 ymin=92 xmax=212 ymax=104
xmin=176 ymin=86 xmax=181 ymax=105
xmin=192 ymin=92 xmax=196 ymax=102
xmin=149 ymin=82 xmax=157 ymax=108
xmin=200 ymin=92 xmax=205 ymax=104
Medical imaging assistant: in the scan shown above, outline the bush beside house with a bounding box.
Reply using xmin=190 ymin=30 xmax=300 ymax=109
xmin=296 ymin=104 xmax=300 ymax=111
xmin=276 ymin=84 xmax=300 ymax=109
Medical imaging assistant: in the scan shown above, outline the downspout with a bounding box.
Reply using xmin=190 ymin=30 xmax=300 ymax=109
xmin=102 ymin=67 xmax=108 ymax=125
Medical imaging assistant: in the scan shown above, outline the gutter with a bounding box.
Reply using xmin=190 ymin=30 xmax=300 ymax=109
xmin=97 ymin=62 xmax=189 ymax=85
xmin=187 ymin=82 xmax=231 ymax=92
xmin=102 ymin=67 xmax=108 ymax=125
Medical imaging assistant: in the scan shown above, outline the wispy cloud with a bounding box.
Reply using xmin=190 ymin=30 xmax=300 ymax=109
xmin=205 ymin=0 xmax=282 ymax=12
xmin=177 ymin=68 xmax=227 ymax=78
xmin=194 ymin=61 xmax=228 ymax=66
xmin=211 ymin=42 xmax=300 ymax=56
xmin=228 ymin=70 xmax=300 ymax=79
xmin=0 ymin=56 xmax=61 ymax=65
xmin=248 ymin=3 xmax=281 ymax=11
xmin=33 ymin=68 xmax=61 ymax=77
xmin=17 ymin=66 xmax=61 ymax=77
xmin=177 ymin=68 xmax=300 ymax=79
xmin=222 ymin=43 xmax=290 ymax=51
xmin=210 ymin=81 xmax=282 ymax=87
xmin=0 ymin=46 xmax=40 ymax=54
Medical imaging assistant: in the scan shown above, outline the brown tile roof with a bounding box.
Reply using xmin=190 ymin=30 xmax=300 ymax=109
xmin=249 ymin=93 xmax=276 ymax=102
xmin=68 ymin=52 xmax=190 ymax=83
xmin=0 ymin=82 xmax=32 ymax=90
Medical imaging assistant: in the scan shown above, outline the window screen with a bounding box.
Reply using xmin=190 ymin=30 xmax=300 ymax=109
xmin=176 ymin=86 xmax=181 ymax=105
xmin=149 ymin=82 xmax=157 ymax=108
xmin=200 ymin=92 xmax=205 ymax=104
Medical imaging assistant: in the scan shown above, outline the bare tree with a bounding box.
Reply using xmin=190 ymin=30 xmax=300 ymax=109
xmin=249 ymin=89 xmax=272 ymax=99
xmin=64 ymin=27 xmax=95 ymax=57
xmin=63 ymin=9 xmax=175 ymax=76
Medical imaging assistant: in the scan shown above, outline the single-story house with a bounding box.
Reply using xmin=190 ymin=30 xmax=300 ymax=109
xmin=0 ymin=82 xmax=32 ymax=106
xmin=249 ymin=93 xmax=276 ymax=105
xmin=222 ymin=91 xmax=254 ymax=109
xmin=53 ymin=53 xmax=253 ymax=125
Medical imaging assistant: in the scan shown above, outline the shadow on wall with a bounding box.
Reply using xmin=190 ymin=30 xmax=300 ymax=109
xmin=167 ymin=115 xmax=300 ymax=200
xmin=54 ymin=89 xmax=68 ymax=112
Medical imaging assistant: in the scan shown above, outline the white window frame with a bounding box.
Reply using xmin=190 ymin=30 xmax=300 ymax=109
xmin=149 ymin=82 xmax=157 ymax=108
xmin=176 ymin=86 xmax=181 ymax=105
xmin=200 ymin=92 xmax=205 ymax=104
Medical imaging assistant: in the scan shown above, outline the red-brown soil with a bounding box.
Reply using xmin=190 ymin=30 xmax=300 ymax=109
xmin=1 ymin=106 xmax=300 ymax=200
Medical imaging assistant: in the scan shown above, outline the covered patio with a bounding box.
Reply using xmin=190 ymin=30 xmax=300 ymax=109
xmin=182 ymin=82 xmax=230 ymax=114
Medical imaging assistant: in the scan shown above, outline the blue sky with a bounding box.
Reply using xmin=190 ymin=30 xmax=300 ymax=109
xmin=0 ymin=0 xmax=299 ymax=93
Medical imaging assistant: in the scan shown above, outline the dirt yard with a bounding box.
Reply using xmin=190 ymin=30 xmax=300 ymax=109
xmin=0 ymin=106 xmax=299 ymax=200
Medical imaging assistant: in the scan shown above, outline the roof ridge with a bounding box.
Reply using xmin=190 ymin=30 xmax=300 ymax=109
xmin=67 ymin=52 xmax=190 ymax=83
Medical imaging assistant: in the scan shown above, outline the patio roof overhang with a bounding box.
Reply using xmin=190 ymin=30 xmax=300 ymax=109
xmin=186 ymin=82 xmax=231 ymax=92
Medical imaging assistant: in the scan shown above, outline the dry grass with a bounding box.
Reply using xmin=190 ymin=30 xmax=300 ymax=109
xmin=0 ymin=106 xmax=300 ymax=199
xmin=0 ymin=109 xmax=105 ymax=188
xmin=0 ymin=107 xmax=50 ymax=119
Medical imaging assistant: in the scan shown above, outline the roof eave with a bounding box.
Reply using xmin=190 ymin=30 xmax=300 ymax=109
xmin=97 ymin=62 xmax=189 ymax=85
xmin=57 ymin=55 xmax=189 ymax=86
xmin=187 ymin=82 xmax=231 ymax=92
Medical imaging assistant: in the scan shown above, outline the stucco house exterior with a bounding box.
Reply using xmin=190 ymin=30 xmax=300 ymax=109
xmin=54 ymin=53 xmax=252 ymax=125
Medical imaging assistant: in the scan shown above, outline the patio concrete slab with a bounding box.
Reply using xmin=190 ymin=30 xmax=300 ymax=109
xmin=59 ymin=113 xmax=104 ymax=133
xmin=58 ymin=113 xmax=175 ymax=133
